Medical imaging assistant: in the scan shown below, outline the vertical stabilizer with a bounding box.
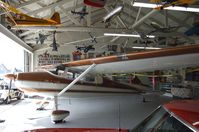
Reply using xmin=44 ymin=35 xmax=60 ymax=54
xmin=51 ymin=12 xmax=61 ymax=24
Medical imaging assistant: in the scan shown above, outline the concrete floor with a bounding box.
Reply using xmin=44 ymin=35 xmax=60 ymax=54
xmin=0 ymin=93 xmax=172 ymax=132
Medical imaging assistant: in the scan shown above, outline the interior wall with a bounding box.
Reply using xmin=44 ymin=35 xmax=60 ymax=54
xmin=24 ymin=51 xmax=31 ymax=72
xmin=33 ymin=45 xmax=75 ymax=71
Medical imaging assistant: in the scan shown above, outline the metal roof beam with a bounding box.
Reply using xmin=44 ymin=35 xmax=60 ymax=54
xmin=158 ymin=11 xmax=194 ymax=43
xmin=87 ymin=6 xmax=91 ymax=27
xmin=19 ymin=30 xmax=34 ymax=37
xmin=58 ymin=6 xmax=81 ymax=26
xmin=12 ymin=26 xmax=136 ymax=33
xmin=0 ymin=24 xmax=33 ymax=53
xmin=27 ymin=0 xmax=74 ymax=16
xmin=33 ymin=35 xmax=108 ymax=52
xmin=122 ymin=0 xmax=165 ymax=27
xmin=16 ymin=0 xmax=41 ymax=8
xmin=0 ymin=0 xmax=41 ymax=16
xmin=131 ymin=9 xmax=157 ymax=29
xmin=158 ymin=11 xmax=192 ymax=29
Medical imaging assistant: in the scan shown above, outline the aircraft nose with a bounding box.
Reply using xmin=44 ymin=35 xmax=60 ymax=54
xmin=4 ymin=73 xmax=17 ymax=80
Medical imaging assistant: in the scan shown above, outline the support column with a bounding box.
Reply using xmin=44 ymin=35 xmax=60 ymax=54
xmin=54 ymin=96 xmax=58 ymax=110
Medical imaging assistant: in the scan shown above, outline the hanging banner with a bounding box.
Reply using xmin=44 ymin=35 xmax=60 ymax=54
xmin=84 ymin=0 xmax=106 ymax=7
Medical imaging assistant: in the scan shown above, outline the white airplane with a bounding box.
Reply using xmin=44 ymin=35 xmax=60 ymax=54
xmin=102 ymin=5 xmax=124 ymax=23
xmin=4 ymin=44 xmax=199 ymax=123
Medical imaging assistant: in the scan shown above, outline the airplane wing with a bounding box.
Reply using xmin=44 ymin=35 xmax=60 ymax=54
xmin=61 ymin=45 xmax=199 ymax=74
xmin=0 ymin=1 xmax=27 ymax=16
xmin=154 ymin=0 xmax=196 ymax=10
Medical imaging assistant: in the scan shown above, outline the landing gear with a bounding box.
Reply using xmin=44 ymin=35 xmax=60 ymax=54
xmin=50 ymin=64 xmax=96 ymax=124
xmin=51 ymin=110 xmax=70 ymax=124
xmin=50 ymin=96 xmax=70 ymax=123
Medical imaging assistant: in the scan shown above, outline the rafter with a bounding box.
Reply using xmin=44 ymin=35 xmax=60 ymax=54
xmin=27 ymin=0 xmax=74 ymax=16
xmin=16 ymin=0 xmax=41 ymax=8
xmin=58 ymin=6 xmax=81 ymax=26
xmin=0 ymin=24 xmax=33 ymax=53
xmin=87 ymin=6 xmax=91 ymax=27
xmin=33 ymin=35 xmax=108 ymax=51
xmin=12 ymin=26 xmax=137 ymax=33
xmin=158 ymin=11 xmax=192 ymax=29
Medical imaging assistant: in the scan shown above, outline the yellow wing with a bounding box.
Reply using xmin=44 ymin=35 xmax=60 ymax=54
xmin=0 ymin=1 xmax=27 ymax=16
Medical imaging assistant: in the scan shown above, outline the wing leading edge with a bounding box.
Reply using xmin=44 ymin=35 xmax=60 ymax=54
xmin=62 ymin=45 xmax=199 ymax=74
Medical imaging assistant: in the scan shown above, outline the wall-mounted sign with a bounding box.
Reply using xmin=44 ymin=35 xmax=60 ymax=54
xmin=37 ymin=51 xmax=70 ymax=66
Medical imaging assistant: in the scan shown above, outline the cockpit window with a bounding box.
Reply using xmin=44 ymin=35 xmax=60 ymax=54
xmin=131 ymin=106 xmax=193 ymax=132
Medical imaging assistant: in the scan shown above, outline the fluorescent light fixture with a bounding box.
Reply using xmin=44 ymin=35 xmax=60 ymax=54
xmin=104 ymin=33 xmax=155 ymax=38
xmin=132 ymin=2 xmax=199 ymax=13
xmin=132 ymin=46 xmax=162 ymax=50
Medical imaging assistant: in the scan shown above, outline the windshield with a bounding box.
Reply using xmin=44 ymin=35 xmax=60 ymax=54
xmin=131 ymin=106 xmax=193 ymax=132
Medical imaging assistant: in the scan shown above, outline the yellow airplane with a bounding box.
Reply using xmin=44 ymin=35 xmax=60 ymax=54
xmin=0 ymin=1 xmax=60 ymax=28
xmin=150 ymin=0 xmax=196 ymax=10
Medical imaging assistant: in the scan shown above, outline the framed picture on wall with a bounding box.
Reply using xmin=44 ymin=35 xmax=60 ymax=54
xmin=88 ymin=53 xmax=95 ymax=58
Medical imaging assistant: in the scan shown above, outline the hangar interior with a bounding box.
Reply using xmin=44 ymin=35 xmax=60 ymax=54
xmin=1 ymin=0 xmax=199 ymax=92
xmin=0 ymin=0 xmax=199 ymax=131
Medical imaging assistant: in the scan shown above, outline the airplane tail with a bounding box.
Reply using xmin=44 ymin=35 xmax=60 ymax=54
xmin=179 ymin=0 xmax=196 ymax=4
xmin=51 ymin=12 xmax=61 ymax=24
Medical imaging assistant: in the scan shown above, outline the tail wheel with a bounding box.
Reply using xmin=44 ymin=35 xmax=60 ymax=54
xmin=5 ymin=96 xmax=11 ymax=104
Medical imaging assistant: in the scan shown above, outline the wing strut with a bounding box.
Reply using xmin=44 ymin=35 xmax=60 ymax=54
xmin=58 ymin=63 xmax=96 ymax=96
xmin=54 ymin=63 xmax=96 ymax=110
xmin=51 ymin=63 xmax=96 ymax=123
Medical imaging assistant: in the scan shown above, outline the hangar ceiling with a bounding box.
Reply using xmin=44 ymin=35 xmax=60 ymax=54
xmin=0 ymin=0 xmax=199 ymax=53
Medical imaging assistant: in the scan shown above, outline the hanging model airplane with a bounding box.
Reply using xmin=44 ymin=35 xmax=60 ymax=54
xmin=102 ymin=5 xmax=123 ymax=23
xmin=149 ymin=22 xmax=180 ymax=34
xmin=150 ymin=0 xmax=196 ymax=10
xmin=0 ymin=1 xmax=61 ymax=29
xmin=4 ymin=44 xmax=199 ymax=123
xmin=88 ymin=32 xmax=97 ymax=43
xmin=50 ymin=31 xmax=59 ymax=51
xmin=71 ymin=6 xmax=88 ymax=21
xmin=35 ymin=33 xmax=50 ymax=44
xmin=76 ymin=45 xmax=95 ymax=53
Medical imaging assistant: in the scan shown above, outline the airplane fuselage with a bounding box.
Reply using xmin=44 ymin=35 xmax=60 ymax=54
xmin=13 ymin=71 xmax=139 ymax=97
xmin=7 ymin=16 xmax=59 ymax=26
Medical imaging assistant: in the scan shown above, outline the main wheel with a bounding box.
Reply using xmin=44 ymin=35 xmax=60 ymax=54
xmin=7 ymin=25 xmax=11 ymax=30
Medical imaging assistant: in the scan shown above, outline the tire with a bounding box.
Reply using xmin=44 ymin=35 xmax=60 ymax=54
xmin=17 ymin=93 xmax=24 ymax=100
xmin=7 ymin=25 xmax=11 ymax=30
xmin=4 ymin=96 xmax=11 ymax=104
